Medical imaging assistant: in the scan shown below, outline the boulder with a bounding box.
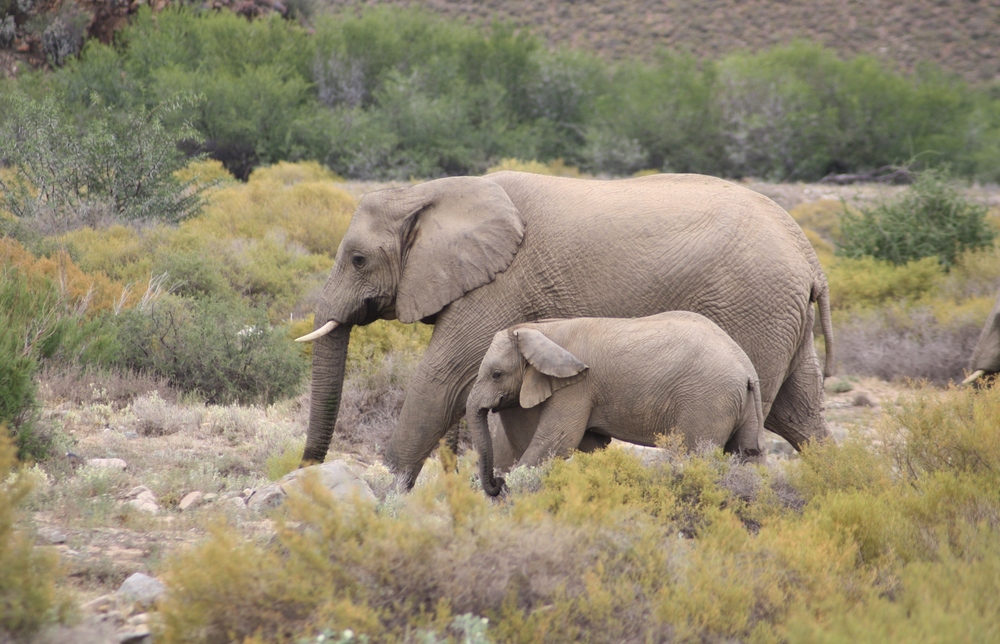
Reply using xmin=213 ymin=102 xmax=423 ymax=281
xmin=247 ymin=461 xmax=376 ymax=512
xmin=125 ymin=487 xmax=159 ymax=514
xmin=178 ymin=491 xmax=204 ymax=511
xmin=116 ymin=573 xmax=165 ymax=609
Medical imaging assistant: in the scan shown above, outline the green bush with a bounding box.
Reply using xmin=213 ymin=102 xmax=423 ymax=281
xmin=0 ymin=263 xmax=107 ymax=457
xmin=838 ymin=169 xmax=996 ymax=268
xmin=28 ymin=7 xmax=1000 ymax=181
xmin=0 ymin=90 xmax=204 ymax=233
xmin=114 ymin=295 xmax=308 ymax=405
xmin=0 ymin=429 xmax=71 ymax=638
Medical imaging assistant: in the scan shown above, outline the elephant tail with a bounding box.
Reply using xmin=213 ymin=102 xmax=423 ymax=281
xmin=750 ymin=377 xmax=764 ymax=453
xmin=813 ymin=275 xmax=835 ymax=378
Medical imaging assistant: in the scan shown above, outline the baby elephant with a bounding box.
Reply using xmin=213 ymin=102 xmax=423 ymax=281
xmin=467 ymin=311 xmax=764 ymax=496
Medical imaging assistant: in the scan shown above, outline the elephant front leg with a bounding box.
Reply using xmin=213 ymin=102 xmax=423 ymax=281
xmin=517 ymin=395 xmax=592 ymax=468
xmin=384 ymin=363 xmax=476 ymax=488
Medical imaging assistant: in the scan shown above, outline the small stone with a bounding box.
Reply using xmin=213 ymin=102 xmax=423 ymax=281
xmin=81 ymin=594 xmax=115 ymax=613
xmin=37 ymin=527 xmax=67 ymax=545
xmin=124 ymin=431 xmax=139 ymax=439
xmin=87 ymin=458 xmax=127 ymax=470
xmin=116 ymin=573 xmax=166 ymax=609
xmin=178 ymin=491 xmax=204 ymax=511
xmin=242 ymin=488 xmax=254 ymax=498
xmin=203 ymin=493 xmax=218 ymax=502
xmin=118 ymin=624 xmax=152 ymax=644
xmin=226 ymin=496 xmax=247 ymax=510
xmin=126 ymin=489 xmax=159 ymax=513
xmin=248 ymin=461 xmax=376 ymax=512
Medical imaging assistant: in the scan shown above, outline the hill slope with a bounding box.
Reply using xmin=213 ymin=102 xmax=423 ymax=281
xmin=322 ymin=0 xmax=1000 ymax=83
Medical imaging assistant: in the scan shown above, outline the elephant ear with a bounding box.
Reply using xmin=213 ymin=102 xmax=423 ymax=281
xmin=515 ymin=329 xmax=588 ymax=408
xmin=395 ymin=176 xmax=525 ymax=324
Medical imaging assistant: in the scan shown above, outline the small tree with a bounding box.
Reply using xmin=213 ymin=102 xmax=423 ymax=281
xmin=838 ymin=169 xmax=996 ymax=268
xmin=0 ymin=92 xmax=204 ymax=233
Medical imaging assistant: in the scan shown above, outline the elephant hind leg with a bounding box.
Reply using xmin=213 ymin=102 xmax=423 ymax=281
xmin=765 ymin=331 xmax=831 ymax=451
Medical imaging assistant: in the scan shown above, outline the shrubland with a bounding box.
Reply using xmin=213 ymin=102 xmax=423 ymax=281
xmin=789 ymin=171 xmax=1000 ymax=382
xmin=0 ymin=429 xmax=72 ymax=639
xmin=0 ymin=160 xmax=359 ymax=456
xmin=3 ymin=7 xmax=999 ymax=182
xmin=154 ymin=384 xmax=1000 ymax=642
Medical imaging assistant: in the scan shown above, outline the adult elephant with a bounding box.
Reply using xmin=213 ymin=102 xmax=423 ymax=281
xmin=963 ymin=292 xmax=1000 ymax=385
xmin=296 ymin=171 xmax=833 ymax=487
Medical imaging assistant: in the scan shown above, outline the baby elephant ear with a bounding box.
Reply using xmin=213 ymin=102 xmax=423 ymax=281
xmin=516 ymin=329 xmax=588 ymax=408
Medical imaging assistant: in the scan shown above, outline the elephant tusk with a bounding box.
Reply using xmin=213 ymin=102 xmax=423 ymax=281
xmin=295 ymin=320 xmax=338 ymax=342
xmin=961 ymin=369 xmax=986 ymax=386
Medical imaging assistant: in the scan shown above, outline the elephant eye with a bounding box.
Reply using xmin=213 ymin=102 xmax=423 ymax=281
xmin=351 ymin=254 xmax=366 ymax=269
xmin=492 ymin=370 xmax=502 ymax=380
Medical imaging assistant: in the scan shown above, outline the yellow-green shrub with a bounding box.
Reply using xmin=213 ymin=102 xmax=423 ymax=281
xmin=827 ymin=255 xmax=944 ymax=311
xmin=0 ymin=429 xmax=71 ymax=637
xmin=156 ymin=384 xmax=1000 ymax=642
xmin=789 ymin=199 xmax=846 ymax=245
xmin=0 ymin=237 xmax=131 ymax=315
xmin=172 ymin=159 xmax=237 ymax=190
xmin=58 ymin=224 xmax=158 ymax=286
xmin=182 ymin=162 xmax=356 ymax=257
xmin=486 ymin=158 xmax=584 ymax=178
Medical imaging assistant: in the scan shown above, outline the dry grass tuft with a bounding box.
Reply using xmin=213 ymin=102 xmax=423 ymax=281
xmin=38 ymin=366 xmax=178 ymax=410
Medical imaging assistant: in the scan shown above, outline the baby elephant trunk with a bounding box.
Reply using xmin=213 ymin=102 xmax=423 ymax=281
xmin=469 ymin=407 xmax=505 ymax=496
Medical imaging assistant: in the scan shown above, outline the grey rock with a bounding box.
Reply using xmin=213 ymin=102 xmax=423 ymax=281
xmin=126 ymin=489 xmax=159 ymax=514
xmin=203 ymin=492 xmax=218 ymax=502
xmin=178 ymin=491 xmax=204 ymax=511
xmin=116 ymin=573 xmax=166 ymax=609
xmin=225 ymin=496 xmax=247 ymax=510
xmin=247 ymin=461 xmax=376 ymax=512
xmin=118 ymin=625 xmax=151 ymax=644
xmin=124 ymin=431 xmax=139 ymax=439
xmin=86 ymin=458 xmax=127 ymax=471
xmin=37 ymin=527 xmax=67 ymax=544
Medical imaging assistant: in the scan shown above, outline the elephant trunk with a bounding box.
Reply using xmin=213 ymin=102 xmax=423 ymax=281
xmin=301 ymin=324 xmax=352 ymax=466
xmin=470 ymin=407 xmax=504 ymax=496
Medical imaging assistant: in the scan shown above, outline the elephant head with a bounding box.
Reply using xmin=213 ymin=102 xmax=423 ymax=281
xmin=296 ymin=177 xmax=526 ymax=467
xmin=963 ymin=294 xmax=1000 ymax=385
xmin=467 ymin=328 xmax=588 ymax=496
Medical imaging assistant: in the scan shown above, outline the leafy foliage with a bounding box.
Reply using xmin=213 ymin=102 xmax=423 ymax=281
xmin=26 ymin=7 xmax=1000 ymax=180
xmin=0 ymin=250 xmax=121 ymax=456
xmin=113 ymin=295 xmax=308 ymax=405
xmin=838 ymin=170 xmax=996 ymax=268
xmin=0 ymin=91 xmax=205 ymax=233
xmin=0 ymin=430 xmax=70 ymax=638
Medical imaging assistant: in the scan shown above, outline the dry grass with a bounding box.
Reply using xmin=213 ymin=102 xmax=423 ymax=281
xmin=835 ymin=306 xmax=985 ymax=384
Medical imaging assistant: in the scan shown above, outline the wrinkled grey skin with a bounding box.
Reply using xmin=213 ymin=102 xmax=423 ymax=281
xmin=301 ymin=171 xmax=833 ymax=487
xmin=965 ymin=293 xmax=1000 ymax=384
xmin=468 ymin=312 xmax=765 ymax=496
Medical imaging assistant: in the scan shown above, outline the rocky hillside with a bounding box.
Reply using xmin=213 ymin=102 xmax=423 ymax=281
xmin=322 ymin=0 xmax=1000 ymax=83
xmin=3 ymin=0 xmax=999 ymax=82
